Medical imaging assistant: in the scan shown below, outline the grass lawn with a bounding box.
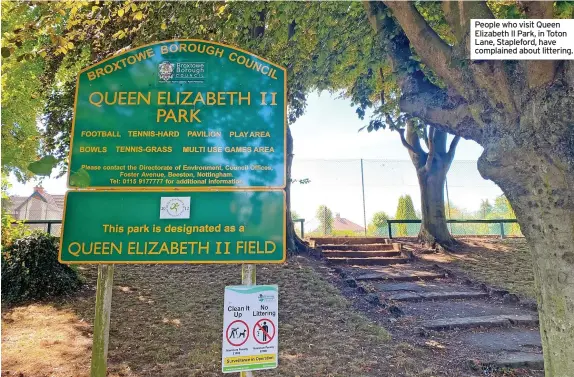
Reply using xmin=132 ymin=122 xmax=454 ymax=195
xmin=422 ymin=237 xmax=536 ymax=300
xmin=2 ymin=255 xmax=439 ymax=377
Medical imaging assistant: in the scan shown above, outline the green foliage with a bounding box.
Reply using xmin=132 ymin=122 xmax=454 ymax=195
xmin=1 ymin=1 xmax=44 ymax=180
xmin=27 ymin=155 xmax=59 ymax=176
xmin=316 ymin=205 xmax=334 ymax=235
xmin=1 ymin=174 xmax=31 ymax=248
xmin=291 ymin=210 xmax=301 ymax=221
xmin=479 ymin=199 xmax=494 ymax=219
xmin=1 ymin=213 xmax=31 ymax=249
xmin=395 ymin=195 xmax=418 ymax=236
xmin=1 ymin=233 xmax=82 ymax=303
xmin=69 ymin=167 xmax=91 ymax=188
xmin=554 ymin=1 xmax=574 ymax=19
xmin=368 ymin=211 xmax=390 ymax=236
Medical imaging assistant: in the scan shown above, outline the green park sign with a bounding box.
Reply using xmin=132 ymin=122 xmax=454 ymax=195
xmin=59 ymin=190 xmax=286 ymax=264
xmin=68 ymin=40 xmax=286 ymax=189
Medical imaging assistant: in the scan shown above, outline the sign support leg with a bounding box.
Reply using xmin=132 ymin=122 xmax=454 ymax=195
xmin=240 ymin=264 xmax=256 ymax=377
xmin=91 ymin=264 xmax=115 ymax=377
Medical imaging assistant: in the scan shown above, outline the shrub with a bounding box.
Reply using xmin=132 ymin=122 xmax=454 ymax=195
xmin=1 ymin=212 xmax=31 ymax=249
xmin=1 ymin=233 xmax=82 ymax=303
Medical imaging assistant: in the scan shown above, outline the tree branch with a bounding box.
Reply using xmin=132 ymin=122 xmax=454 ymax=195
xmin=397 ymin=129 xmax=417 ymax=154
xmin=522 ymin=1 xmax=558 ymax=89
xmin=363 ymin=1 xmax=484 ymax=142
xmin=383 ymin=1 xmax=467 ymax=97
xmin=441 ymin=1 xmax=518 ymax=116
xmin=424 ymin=126 xmax=436 ymax=172
xmin=443 ymin=1 xmax=494 ymax=50
xmin=399 ymin=79 xmax=484 ymax=142
xmin=422 ymin=125 xmax=429 ymax=149
xmin=447 ymin=135 xmax=461 ymax=161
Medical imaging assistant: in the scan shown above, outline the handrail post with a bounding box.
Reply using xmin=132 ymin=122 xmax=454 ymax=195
xmin=500 ymin=222 xmax=505 ymax=239
xmin=300 ymin=220 xmax=304 ymax=238
xmin=47 ymin=221 xmax=52 ymax=235
xmin=388 ymin=221 xmax=393 ymax=239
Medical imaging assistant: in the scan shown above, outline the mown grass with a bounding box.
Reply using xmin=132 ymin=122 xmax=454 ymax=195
xmin=434 ymin=238 xmax=536 ymax=300
xmin=2 ymin=255 xmax=440 ymax=377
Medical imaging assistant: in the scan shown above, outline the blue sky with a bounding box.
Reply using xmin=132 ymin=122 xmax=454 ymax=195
xmin=8 ymin=91 xmax=501 ymax=225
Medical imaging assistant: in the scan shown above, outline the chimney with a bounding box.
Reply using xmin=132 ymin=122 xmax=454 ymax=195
xmin=335 ymin=213 xmax=341 ymax=219
xmin=34 ymin=186 xmax=45 ymax=195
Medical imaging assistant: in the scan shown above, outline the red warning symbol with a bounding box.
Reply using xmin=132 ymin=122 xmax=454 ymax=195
xmin=226 ymin=320 xmax=249 ymax=347
xmin=254 ymin=318 xmax=276 ymax=345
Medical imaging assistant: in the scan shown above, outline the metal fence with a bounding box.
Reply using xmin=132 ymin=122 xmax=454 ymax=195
xmin=10 ymin=220 xmax=62 ymax=237
xmin=291 ymin=158 xmax=522 ymax=238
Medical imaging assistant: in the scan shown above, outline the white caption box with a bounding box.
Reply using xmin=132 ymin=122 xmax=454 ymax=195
xmin=471 ymin=19 xmax=574 ymax=60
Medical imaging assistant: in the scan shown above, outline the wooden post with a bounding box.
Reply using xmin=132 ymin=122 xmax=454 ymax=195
xmin=91 ymin=264 xmax=115 ymax=377
xmin=240 ymin=264 xmax=256 ymax=377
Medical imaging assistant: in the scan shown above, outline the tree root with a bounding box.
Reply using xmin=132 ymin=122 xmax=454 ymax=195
xmin=417 ymin=231 xmax=460 ymax=253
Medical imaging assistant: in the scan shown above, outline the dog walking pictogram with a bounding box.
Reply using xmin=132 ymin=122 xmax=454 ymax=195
xmin=254 ymin=318 xmax=276 ymax=345
xmin=226 ymin=320 xmax=249 ymax=347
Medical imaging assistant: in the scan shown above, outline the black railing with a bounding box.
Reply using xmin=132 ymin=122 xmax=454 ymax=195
xmin=387 ymin=219 xmax=520 ymax=239
xmin=293 ymin=218 xmax=305 ymax=238
xmin=10 ymin=219 xmax=62 ymax=235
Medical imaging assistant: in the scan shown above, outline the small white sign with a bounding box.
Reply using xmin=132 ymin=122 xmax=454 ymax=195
xmin=471 ymin=19 xmax=574 ymax=60
xmin=159 ymin=197 xmax=191 ymax=219
xmin=222 ymin=285 xmax=278 ymax=373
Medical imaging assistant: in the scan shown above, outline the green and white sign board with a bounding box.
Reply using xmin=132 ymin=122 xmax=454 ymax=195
xmin=222 ymin=285 xmax=278 ymax=373
xmin=67 ymin=40 xmax=286 ymax=189
xmin=59 ymin=190 xmax=286 ymax=264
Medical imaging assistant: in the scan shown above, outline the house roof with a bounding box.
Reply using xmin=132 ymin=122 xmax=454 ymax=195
xmin=6 ymin=186 xmax=65 ymax=218
xmin=333 ymin=213 xmax=364 ymax=232
xmin=311 ymin=213 xmax=365 ymax=234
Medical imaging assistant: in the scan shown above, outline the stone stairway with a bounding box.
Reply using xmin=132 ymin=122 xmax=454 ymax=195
xmin=345 ymin=263 xmax=544 ymax=373
xmin=309 ymin=237 xmax=411 ymax=266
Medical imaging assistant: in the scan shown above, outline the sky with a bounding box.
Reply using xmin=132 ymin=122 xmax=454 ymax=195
xmin=8 ymin=91 xmax=503 ymax=226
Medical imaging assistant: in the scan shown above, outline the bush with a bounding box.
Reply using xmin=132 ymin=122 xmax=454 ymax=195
xmin=1 ymin=233 xmax=82 ymax=303
xmin=1 ymin=212 xmax=31 ymax=249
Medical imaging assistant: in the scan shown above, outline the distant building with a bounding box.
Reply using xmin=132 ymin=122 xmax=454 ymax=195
xmin=312 ymin=213 xmax=365 ymax=234
xmin=6 ymin=186 xmax=64 ymax=221
xmin=332 ymin=213 xmax=364 ymax=232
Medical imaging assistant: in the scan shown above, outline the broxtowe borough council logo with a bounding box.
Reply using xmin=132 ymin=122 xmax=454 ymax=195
xmin=258 ymin=293 xmax=275 ymax=302
xmin=158 ymin=61 xmax=174 ymax=81
xmin=160 ymin=197 xmax=191 ymax=219
xmin=158 ymin=61 xmax=207 ymax=83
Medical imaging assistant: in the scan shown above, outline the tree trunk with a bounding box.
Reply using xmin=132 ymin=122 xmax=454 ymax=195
xmin=400 ymin=123 xmax=458 ymax=247
xmin=526 ymin=206 xmax=574 ymax=376
xmin=480 ymin=156 xmax=574 ymax=375
xmin=417 ymin=167 xmax=453 ymax=246
xmin=477 ymin=90 xmax=574 ymax=375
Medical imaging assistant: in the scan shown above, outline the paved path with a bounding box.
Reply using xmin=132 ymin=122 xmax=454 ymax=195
xmin=343 ymin=261 xmax=543 ymax=373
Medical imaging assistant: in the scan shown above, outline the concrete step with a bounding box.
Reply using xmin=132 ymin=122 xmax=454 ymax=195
xmin=322 ymin=250 xmax=401 ymax=258
xmin=326 ymin=257 xmax=409 ymax=266
xmin=385 ymin=290 xmax=488 ymax=302
xmin=356 ymin=271 xmax=445 ymax=282
xmin=319 ymin=243 xmax=396 ymax=251
xmin=309 ymin=237 xmax=389 ymax=246
xmin=484 ymin=353 xmax=544 ymax=370
xmin=422 ymin=314 xmax=539 ymax=331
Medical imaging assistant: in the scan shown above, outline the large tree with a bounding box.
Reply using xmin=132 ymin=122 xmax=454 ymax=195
xmin=398 ymin=120 xmax=459 ymax=246
xmin=5 ymin=1 xmax=574 ymax=374
xmin=363 ymin=2 xmax=574 ymax=374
